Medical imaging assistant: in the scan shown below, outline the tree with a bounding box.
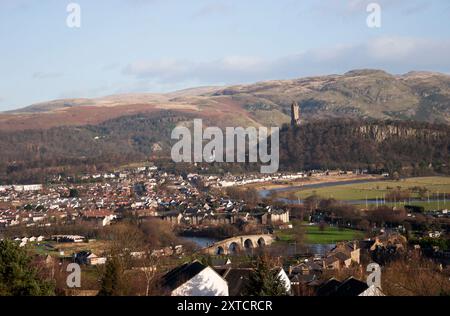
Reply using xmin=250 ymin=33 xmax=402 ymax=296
xmin=98 ymin=255 xmax=127 ymax=296
xmin=101 ymin=223 xmax=146 ymax=258
xmin=291 ymin=220 xmax=305 ymax=249
xmin=140 ymin=218 xmax=179 ymax=249
xmin=244 ymin=256 xmax=288 ymax=296
xmin=68 ymin=188 xmax=79 ymax=198
xmin=135 ymin=251 xmax=159 ymax=296
xmin=382 ymin=257 xmax=450 ymax=296
xmin=0 ymin=240 xmax=54 ymax=296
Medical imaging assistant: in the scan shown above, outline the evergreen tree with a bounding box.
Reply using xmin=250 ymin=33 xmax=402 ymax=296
xmin=98 ymin=255 xmax=127 ymax=296
xmin=244 ymin=256 xmax=288 ymax=296
xmin=0 ymin=240 xmax=54 ymax=296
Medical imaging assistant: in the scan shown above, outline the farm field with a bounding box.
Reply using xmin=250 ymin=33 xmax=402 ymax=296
xmin=278 ymin=177 xmax=450 ymax=210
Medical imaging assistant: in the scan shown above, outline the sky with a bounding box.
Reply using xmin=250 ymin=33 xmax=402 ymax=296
xmin=0 ymin=0 xmax=449 ymax=111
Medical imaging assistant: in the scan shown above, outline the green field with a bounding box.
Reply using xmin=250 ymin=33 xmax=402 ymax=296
xmin=280 ymin=177 xmax=450 ymax=210
xmin=276 ymin=224 xmax=364 ymax=244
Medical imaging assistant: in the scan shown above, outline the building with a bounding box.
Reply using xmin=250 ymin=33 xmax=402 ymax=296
xmin=326 ymin=241 xmax=361 ymax=269
xmin=215 ymin=267 xmax=291 ymax=296
xmin=261 ymin=209 xmax=290 ymax=225
xmin=317 ymin=277 xmax=384 ymax=296
xmin=74 ymin=251 xmax=106 ymax=266
xmin=12 ymin=184 xmax=43 ymax=192
xmin=291 ymin=101 xmax=301 ymax=127
xmin=81 ymin=210 xmax=116 ymax=227
xmin=161 ymin=261 xmax=229 ymax=296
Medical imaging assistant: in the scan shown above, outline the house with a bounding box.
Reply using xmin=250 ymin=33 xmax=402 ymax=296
xmin=81 ymin=210 xmax=116 ymax=227
xmin=261 ymin=209 xmax=290 ymax=225
xmin=275 ymin=267 xmax=291 ymax=293
xmin=317 ymin=277 xmax=384 ymax=296
xmin=217 ymin=268 xmax=252 ymax=296
xmin=369 ymin=232 xmax=407 ymax=252
xmin=74 ymin=251 xmax=106 ymax=266
xmin=215 ymin=267 xmax=291 ymax=296
xmin=52 ymin=235 xmax=85 ymax=243
xmin=161 ymin=261 xmax=229 ymax=296
xmin=289 ymin=260 xmax=323 ymax=288
xmin=324 ymin=241 xmax=360 ymax=269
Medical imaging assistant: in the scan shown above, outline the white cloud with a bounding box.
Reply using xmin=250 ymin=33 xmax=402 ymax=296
xmin=122 ymin=36 xmax=450 ymax=88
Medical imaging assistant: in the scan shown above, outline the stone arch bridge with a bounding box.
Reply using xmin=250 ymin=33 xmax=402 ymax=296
xmin=203 ymin=234 xmax=275 ymax=255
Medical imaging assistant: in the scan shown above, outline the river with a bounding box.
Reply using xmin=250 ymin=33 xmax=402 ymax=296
xmin=181 ymin=236 xmax=335 ymax=256
xmin=180 ymin=236 xmax=219 ymax=248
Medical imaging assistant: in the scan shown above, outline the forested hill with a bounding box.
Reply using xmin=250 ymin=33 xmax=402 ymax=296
xmin=279 ymin=119 xmax=449 ymax=175
xmin=0 ymin=112 xmax=448 ymax=183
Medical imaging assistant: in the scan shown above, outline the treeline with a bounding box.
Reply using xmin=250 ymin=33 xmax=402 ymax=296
xmin=278 ymin=119 xmax=449 ymax=175
xmin=0 ymin=111 xmax=195 ymax=183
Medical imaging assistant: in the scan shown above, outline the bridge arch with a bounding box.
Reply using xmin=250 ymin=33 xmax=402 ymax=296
xmin=216 ymin=246 xmax=225 ymax=255
xmin=229 ymin=242 xmax=240 ymax=254
xmin=244 ymin=239 xmax=254 ymax=249
xmin=257 ymin=237 xmax=266 ymax=247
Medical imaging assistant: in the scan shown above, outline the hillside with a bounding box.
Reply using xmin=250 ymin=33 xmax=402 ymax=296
xmin=278 ymin=119 xmax=449 ymax=174
xmin=0 ymin=113 xmax=448 ymax=184
xmin=1 ymin=69 xmax=449 ymax=183
xmin=1 ymin=69 xmax=450 ymax=132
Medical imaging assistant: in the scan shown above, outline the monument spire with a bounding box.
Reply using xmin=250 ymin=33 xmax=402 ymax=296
xmin=291 ymin=101 xmax=301 ymax=127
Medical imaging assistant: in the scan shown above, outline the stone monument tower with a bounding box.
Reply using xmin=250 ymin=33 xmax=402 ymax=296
xmin=291 ymin=101 xmax=301 ymax=127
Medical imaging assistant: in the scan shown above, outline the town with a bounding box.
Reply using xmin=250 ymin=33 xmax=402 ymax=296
xmin=0 ymin=164 xmax=449 ymax=296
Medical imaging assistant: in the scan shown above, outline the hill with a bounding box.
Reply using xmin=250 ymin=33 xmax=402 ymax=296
xmin=1 ymin=69 xmax=450 ymax=132
xmin=0 ymin=114 xmax=448 ymax=184
xmin=278 ymin=119 xmax=449 ymax=174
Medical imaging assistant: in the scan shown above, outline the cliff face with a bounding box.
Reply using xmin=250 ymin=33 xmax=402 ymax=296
xmin=357 ymin=123 xmax=448 ymax=142
xmin=279 ymin=119 xmax=449 ymax=173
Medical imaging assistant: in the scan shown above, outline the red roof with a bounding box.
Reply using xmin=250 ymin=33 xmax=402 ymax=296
xmin=81 ymin=210 xmax=114 ymax=218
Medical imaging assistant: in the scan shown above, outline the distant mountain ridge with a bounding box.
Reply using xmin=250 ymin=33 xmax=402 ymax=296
xmin=1 ymin=69 xmax=450 ymax=132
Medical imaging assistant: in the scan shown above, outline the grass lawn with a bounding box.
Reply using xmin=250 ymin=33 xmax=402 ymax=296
xmin=352 ymin=200 xmax=450 ymax=211
xmin=276 ymin=223 xmax=364 ymax=244
xmin=279 ymin=177 xmax=450 ymax=204
xmin=29 ymin=240 xmax=111 ymax=257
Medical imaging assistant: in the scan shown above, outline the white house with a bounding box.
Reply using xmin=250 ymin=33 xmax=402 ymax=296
xmin=359 ymin=285 xmax=385 ymax=296
xmin=162 ymin=261 xmax=229 ymax=296
xmin=276 ymin=268 xmax=292 ymax=294
xmin=87 ymin=254 xmax=107 ymax=266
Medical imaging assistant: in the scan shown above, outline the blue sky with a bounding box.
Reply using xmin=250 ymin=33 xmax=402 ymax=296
xmin=0 ymin=0 xmax=449 ymax=111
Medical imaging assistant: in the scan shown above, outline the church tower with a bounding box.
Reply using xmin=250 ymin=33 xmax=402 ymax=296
xmin=291 ymin=101 xmax=301 ymax=127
